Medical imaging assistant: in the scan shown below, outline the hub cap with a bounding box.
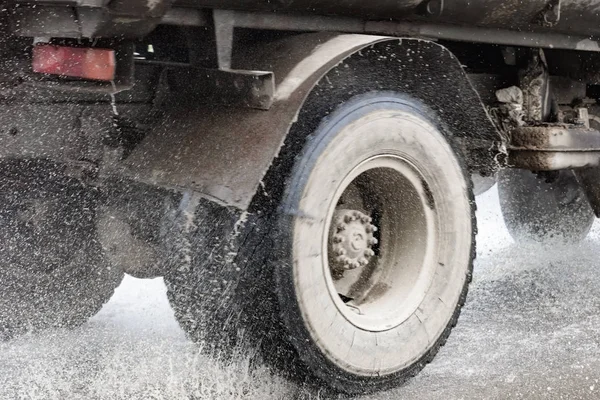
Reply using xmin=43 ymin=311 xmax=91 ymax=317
xmin=329 ymin=209 xmax=378 ymax=272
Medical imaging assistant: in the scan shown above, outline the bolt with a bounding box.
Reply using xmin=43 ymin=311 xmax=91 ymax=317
xmin=361 ymin=215 xmax=372 ymax=224
xmin=233 ymin=77 xmax=245 ymax=90
xmin=335 ymin=255 xmax=348 ymax=264
xmin=425 ymin=0 xmax=443 ymax=16
xmin=366 ymin=225 xmax=378 ymax=233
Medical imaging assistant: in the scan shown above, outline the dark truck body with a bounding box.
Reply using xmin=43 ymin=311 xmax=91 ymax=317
xmin=188 ymin=0 xmax=600 ymax=36
xmin=3 ymin=0 xmax=600 ymax=204
xmin=8 ymin=0 xmax=600 ymax=47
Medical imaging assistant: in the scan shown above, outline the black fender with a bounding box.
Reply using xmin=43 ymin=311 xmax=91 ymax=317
xmin=122 ymin=33 xmax=502 ymax=210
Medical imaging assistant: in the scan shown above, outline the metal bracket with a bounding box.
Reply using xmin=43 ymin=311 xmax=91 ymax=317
xmin=167 ymin=66 xmax=275 ymax=110
xmin=537 ymin=0 xmax=561 ymax=27
xmin=420 ymin=0 xmax=444 ymax=17
xmin=510 ymin=124 xmax=600 ymax=152
xmin=519 ymin=49 xmax=550 ymax=123
xmin=508 ymin=124 xmax=600 ymax=170
xmin=213 ymin=9 xmax=235 ymax=70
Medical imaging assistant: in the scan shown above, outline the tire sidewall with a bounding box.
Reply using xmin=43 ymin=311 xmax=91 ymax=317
xmin=273 ymin=92 xmax=474 ymax=391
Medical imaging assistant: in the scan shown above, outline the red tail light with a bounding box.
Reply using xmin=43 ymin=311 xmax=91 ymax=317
xmin=32 ymin=45 xmax=116 ymax=81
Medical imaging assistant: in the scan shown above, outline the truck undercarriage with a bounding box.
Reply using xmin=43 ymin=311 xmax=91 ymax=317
xmin=1 ymin=0 xmax=600 ymax=394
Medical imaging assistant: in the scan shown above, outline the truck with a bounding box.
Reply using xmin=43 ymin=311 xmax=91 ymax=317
xmin=1 ymin=0 xmax=599 ymax=394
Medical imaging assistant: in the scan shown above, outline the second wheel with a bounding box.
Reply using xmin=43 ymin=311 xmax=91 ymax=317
xmin=498 ymin=168 xmax=594 ymax=243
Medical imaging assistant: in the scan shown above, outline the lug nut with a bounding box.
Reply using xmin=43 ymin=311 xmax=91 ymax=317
xmin=335 ymin=255 xmax=348 ymax=264
xmin=336 ymin=248 xmax=346 ymax=256
xmin=337 ymin=224 xmax=346 ymax=232
xmin=361 ymin=215 xmax=373 ymax=223
xmin=344 ymin=215 xmax=353 ymax=223
xmin=366 ymin=225 xmax=378 ymax=233
xmin=359 ymin=257 xmax=369 ymax=266
xmin=364 ymin=249 xmax=375 ymax=257
xmin=332 ymin=235 xmax=344 ymax=244
xmin=368 ymin=237 xmax=378 ymax=246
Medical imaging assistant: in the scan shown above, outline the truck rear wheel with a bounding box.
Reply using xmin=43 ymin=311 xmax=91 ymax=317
xmin=498 ymin=168 xmax=594 ymax=243
xmin=0 ymin=161 xmax=123 ymax=339
xmin=165 ymin=93 xmax=475 ymax=394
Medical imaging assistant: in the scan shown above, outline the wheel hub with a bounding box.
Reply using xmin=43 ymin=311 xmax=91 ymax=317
xmin=329 ymin=209 xmax=378 ymax=271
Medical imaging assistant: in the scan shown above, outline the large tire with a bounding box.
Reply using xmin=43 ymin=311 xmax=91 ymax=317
xmin=0 ymin=161 xmax=123 ymax=339
xmin=165 ymin=93 xmax=475 ymax=394
xmin=498 ymin=168 xmax=594 ymax=243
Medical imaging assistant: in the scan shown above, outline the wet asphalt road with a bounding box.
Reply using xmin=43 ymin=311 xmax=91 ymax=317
xmin=2 ymin=187 xmax=600 ymax=399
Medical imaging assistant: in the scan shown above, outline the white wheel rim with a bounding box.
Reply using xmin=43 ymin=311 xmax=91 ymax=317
xmin=322 ymin=155 xmax=438 ymax=332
